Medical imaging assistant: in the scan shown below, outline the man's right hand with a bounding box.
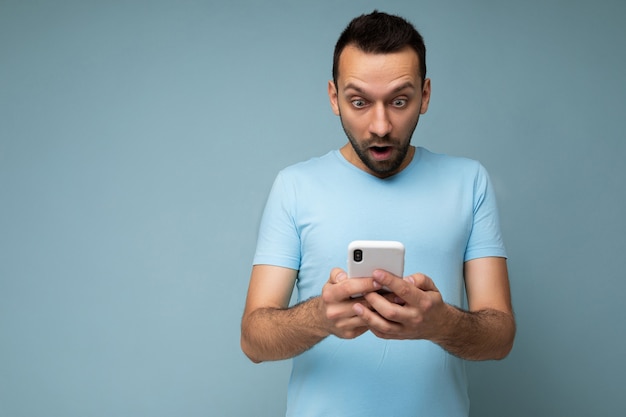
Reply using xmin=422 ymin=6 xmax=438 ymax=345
xmin=241 ymin=265 xmax=379 ymax=363
xmin=319 ymin=268 xmax=378 ymax=339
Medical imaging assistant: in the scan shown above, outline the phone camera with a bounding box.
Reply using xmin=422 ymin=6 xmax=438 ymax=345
xmin=353 ymin=249 xmax=363 ymax=262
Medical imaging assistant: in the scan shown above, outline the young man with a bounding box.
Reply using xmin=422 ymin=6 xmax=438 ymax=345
xmin=241 ymin=11 xmax=515 ymax=416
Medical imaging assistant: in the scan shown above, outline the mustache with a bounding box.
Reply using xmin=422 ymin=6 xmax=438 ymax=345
xmin=364 ymin=135 xmax=397 ymax=145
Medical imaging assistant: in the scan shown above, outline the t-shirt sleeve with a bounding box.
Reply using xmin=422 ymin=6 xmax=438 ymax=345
xmin=464 ymin=164 xmax=507 ymax=261
xmin=252 ymin=171 xmax=301 ymax=270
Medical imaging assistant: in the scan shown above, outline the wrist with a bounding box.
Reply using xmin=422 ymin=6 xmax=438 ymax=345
xmin=431 ymin=303 xmax=462 ymax=344
xmin=311 ymin=296 xmax=333 ymax=338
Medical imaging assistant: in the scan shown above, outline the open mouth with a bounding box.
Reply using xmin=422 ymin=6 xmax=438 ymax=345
xmin=369 ymin=146 xmax=393 ymax=161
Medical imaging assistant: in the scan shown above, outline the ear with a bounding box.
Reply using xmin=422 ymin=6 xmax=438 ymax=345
xmin=420 ymin=78 xmax=431 ymax=114
xmin=328 ymin=80 xmax=340 ymax=116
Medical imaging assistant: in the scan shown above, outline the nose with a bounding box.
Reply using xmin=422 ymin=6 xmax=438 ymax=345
xmin=369 ymin=104 xmax=392 ymax=138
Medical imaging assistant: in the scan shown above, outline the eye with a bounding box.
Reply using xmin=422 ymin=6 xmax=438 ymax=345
xmin=392 ymin=98 xmax=408 ymax=108
xmin=351 ymin=99 xmax=367 ymax=109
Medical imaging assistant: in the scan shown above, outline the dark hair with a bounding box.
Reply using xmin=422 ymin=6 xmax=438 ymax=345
xmin=332 ymin=11 xmax=426 ymax=86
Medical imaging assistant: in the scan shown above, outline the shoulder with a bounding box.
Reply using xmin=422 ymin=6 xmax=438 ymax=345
xmin=280 ymin=150 xmax=340 ymax=174
xmin=275 ymin=150 xmax=347 ymax=186
xmin=415 ymin=147 xmax=487 ymax=181
xmin=418 ymin=147 xmax=481 ymax=169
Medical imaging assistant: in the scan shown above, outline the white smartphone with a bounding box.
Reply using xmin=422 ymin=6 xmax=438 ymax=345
xmin=347 ymin=240 xmax=405 ymax=294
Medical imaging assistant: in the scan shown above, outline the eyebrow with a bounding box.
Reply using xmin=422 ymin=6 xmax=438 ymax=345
xmin=343 ymin=81 xmax=417 ymax=96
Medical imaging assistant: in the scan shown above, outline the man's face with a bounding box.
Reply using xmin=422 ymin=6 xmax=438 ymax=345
xmin=329 ymin=45 xmax=431 ymax=178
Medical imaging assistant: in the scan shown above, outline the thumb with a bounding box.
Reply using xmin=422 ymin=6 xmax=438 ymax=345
xmin=329 ymin=268 xmax=347 ymax=284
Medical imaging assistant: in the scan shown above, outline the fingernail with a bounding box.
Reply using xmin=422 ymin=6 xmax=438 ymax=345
xmin=372 ymin=270 xmax=384 ymax=280
xmin=337 ymin=272 xmax=347 ymax=282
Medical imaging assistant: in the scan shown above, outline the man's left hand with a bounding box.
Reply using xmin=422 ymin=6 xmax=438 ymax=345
xmin=352 ymin=269 xmax=453 ymax=340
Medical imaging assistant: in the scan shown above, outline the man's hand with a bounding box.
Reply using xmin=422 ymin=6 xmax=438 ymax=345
xmin=352 ymin=269 xmax=450 ymax=340
xmin=241 ymin=265 xmax=386 ymax=363
xmin=351 ymin=258 xmax=516 ymax=361
xmin=319 ymin=268 xmax=381 ymax=339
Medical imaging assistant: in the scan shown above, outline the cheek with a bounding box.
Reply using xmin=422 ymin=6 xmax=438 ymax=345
xmin=341 ymin=113 xmax=365 ymax=134
xmin=348 ymin=118 xmax=367 ymax=133
xmin=393 ymin=112 xmax=420 ymax=134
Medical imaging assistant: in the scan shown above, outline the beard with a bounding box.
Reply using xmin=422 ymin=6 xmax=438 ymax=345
xmin=339 ymin=116 xmax=419 ymax=177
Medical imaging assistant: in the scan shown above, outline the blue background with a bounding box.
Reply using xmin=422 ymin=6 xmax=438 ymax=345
xmin=1 ymin=0 xmax=625 ymax=416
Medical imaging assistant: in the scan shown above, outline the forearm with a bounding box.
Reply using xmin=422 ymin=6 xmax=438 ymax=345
xmin=434 ymin=306 xmax=516 ymax=361
xmin=241 ymin=297 xmax=330 ymax=363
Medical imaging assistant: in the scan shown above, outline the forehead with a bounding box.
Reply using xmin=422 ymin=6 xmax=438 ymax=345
xmin=336 ymin=45 xmax=421 ymax=92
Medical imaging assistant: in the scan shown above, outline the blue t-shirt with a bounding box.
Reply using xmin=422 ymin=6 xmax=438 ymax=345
xmin=253 ymin=147 xmax=506 ymax=417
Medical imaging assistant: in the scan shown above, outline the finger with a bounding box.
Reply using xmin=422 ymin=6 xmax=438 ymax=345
xmin=325 ymin=303 xmax=369 ymax=338
xmin=328 ymin=268 xmax=347 ymax=284
xmin=326 ymin=299 xmax=369 ymax=321
xmin=323 ymin=276 xmax=379 ymax=303
xmin=335 ymin=315 xmax=369 ymax=331
xmin=329 ymin=268 xmax=382 ymax=291
xmin=334 ymin=321 xmax=369 ymax=339
xmin=372 ymin=269 xmax=414 ymax=299
xmin=326 ymin=305 xmax=370 ymax=338
xmin=353 ymin=302 xmax=402 ymax=335
xmin=362 ymin=291 xmax=408 ymax=323
xmin=405 ymin=273 xmax=437 ymax=291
